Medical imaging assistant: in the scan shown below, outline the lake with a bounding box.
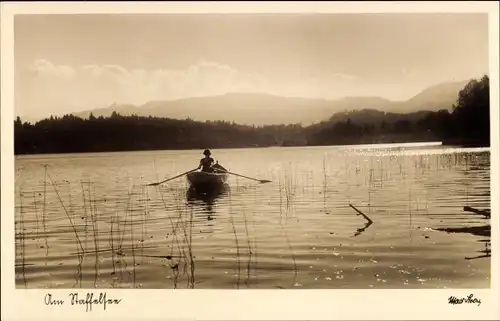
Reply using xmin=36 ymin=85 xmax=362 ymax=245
xmin=14 ymin=143 xmax=491 ymax=289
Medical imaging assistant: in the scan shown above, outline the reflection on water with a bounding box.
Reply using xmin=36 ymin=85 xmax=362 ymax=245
xmin=186 ymin=184 xmax=230 ymax=221
xmin=14 ymin=145 xmax=491 ymax=289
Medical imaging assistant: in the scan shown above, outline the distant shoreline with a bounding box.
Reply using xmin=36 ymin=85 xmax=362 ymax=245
xmin=13 ymin=75 xmax=490 ymax=156
xmin=14 ymin=140 xmax=490 ymax=158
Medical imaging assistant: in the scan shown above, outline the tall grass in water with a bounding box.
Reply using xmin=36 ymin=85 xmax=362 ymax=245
xmin=109 ymin=214 xmax=117 ymax=278
xmin=47 ymin=171 xmax=85 ymax=260
xmin=47 ymin=173 xmax=90 ymax=288
xmin=80 ymin=182 xmax=90 ymax=283
xmin=32 ymin=193 xmax=40 ymax=239
xmin=128 ymin=190 xmax=137 ymax=288
xmin=279 ymin=168 xmax=298 ymax=287
xmin=42 ymin=165 xmax=49 ymax=259
xmin=114 ymin=209 xmax=126 ymax=284
xmin=283 ymin=164 xmax=297 ymax=215
xmin=19 ymin=190 xmax=27 ymax=288
xmin=464 ymin=154 xmax=470 ymax=205
xmin=170 ymin=188 xmax=196 ymax=289
xmin=170 ymin=191 xmax=189 ymax=288
xmin=344 ymin=158 xmax=351 ymax=203
xmin=409 ymin=187 xmax=413 ymax=244
xmin=322 ymin=156 xmax=327 ymax=205
xmin=278 ymin=176 xmax=283 ymax=219
xmin=140 ymin=186 xmax=150 ymax=263
xmin=251 ymin=210 xmax=260 ymax=286
xmin=65 ymin=182 xmax=85 ymax=288
xmin=279 ymin=220 xmax=298 ymax=287
xmin=228 ymin=189 xmax=241 ymax=289
xmin=240 ymin=207 xmax=254 ymax=288
xmin=156 ymin=185 xmax=193 ymax=288
xmin=115 ymin=187 xmax=132 ymax=284
xmin=187 ymin=206 xmax=195 ymax=288
xmin=85 ymin=182 xmax=100 ymax=287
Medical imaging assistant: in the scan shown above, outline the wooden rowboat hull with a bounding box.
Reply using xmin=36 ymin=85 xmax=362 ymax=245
xmin=186 ymin=171 xmax=228 ymax=192
xmin=186 ymin=163 xmax=228 ymax=192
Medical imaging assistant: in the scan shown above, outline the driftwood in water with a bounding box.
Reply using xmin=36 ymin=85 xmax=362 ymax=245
xmin=464 ymin=206 xmax=491 ymax=219
xmin=435 ymin=224 xmax=491 ymax=237
xmin=349 ymin=204 xmax=373 ymax=224
xmin=348 ymin=204 xmax=373 ymax=237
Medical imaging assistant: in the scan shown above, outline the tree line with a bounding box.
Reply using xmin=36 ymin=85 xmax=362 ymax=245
xmin=14 ymin=75 xmax=489 ymax=155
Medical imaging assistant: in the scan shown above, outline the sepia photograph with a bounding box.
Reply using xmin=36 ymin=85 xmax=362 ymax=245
xmin=10 ymin=11 xmax=494 ymax=292
xmin=2 ymin=2 xmax=500 ymax=320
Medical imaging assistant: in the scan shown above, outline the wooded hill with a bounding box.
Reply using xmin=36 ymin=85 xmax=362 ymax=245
xmin=14 ymin=75 xmax=490 ymax=154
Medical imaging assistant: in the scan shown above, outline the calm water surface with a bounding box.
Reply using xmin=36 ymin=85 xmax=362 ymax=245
xmin=15 ymin=144 xmax=491 ymax=289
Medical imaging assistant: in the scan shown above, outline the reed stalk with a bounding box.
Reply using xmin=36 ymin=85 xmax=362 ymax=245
xmin=278 ymin=177 xmax=283 ymax=219
xmin=465 ymin=154 xmax=470 ymax=205
xmin=43 ymin=165 xmax=48 ymax=259
xmin=80 ymin=183 xmax=89 ymax=256
xmin=173 ymin=191 xmax=192 ymax=288
xmin=115 ymin=210 xmax=125 ymax=283
xmin=90 ymin=183 xmax=100 ymax=287
xmin=141 ymin=187 xmax=146 ymax=263
xmin=129 ymin=190 xmax=136 ymax=288
xmin=242 ymin=208 xmax=252 ymax=288
xmin=172 ymin=193 xmax=189 ymax=272
xmin=279 ymin=221 xmax=298 ymax=287
xmin=68 ymin=182 xmax=85 ymax=288
xmin=109 ymin=214 xmax=117 ymax=276
xmin=188 ymin=206 xmax=195 ymax=288
xmin=159 ymin=188 xmax=186 ymax=263
xmin=47 ymin=172 xmax=85 ymax=254
xmin=32 ymin=193 xmax=39 ymax=239
xmin=409 ymin=188 xmax=413 ymax=243
xmin=251 ymin=211 xmax=259 ymax=284
xmin=322 ymin=157 xmax=327 ymax=205
xmin=229 ymin=191 xmax=241 ymax=289
xmin=20 ymin=190 xmax=27 ymax=288
xmin=118 ymin=187 xmax=131 ymax=250
xmin=157 ymin=186 xmax=185 ymax=288
xmin=230 ymin=215 xmax=241 ymax=289
xmin=380 ymin=159 xmax=384 ymax=187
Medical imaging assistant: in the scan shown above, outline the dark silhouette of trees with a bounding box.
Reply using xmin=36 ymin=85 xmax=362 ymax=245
xmin=450 ymin=75 xmax=490 ymax=145
xmin=14 ymin=75 xmax=490 ymax=155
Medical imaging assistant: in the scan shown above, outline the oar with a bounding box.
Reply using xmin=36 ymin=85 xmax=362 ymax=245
xmin=147 ymin=168 xmax=198 ymax=186
xmin=216 ymin=169 xmax=272 ymax=183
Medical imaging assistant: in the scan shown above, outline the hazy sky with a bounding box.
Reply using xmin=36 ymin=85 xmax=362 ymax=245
xmin=15 ymin=13 xmax=489 ymax=118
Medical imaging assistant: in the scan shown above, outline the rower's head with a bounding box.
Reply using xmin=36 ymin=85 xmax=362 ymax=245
xmin=203 ymin=149 xmax=211 ymax=157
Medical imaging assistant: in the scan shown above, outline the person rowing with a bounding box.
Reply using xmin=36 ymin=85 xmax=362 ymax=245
xmin=198 ymin=149 xmax=217 ymax=173
xmin=147 ymin=149 xmax=271 ymax=186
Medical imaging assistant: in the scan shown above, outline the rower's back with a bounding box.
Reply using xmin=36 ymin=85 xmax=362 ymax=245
xmin=200 ymin=156 xmax=215 ymax=172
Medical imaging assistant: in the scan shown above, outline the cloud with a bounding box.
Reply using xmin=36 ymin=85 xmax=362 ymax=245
xmin=17 ymin=58 xmax=363 ymax=118
xmin=31 ymin=59 xmax=76 ymax=80
xmin=330 ymin=72 xmax=358 ymax=81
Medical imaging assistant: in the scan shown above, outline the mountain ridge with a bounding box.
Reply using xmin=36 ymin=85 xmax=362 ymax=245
xmin=30 ymin=79 xmax=471 ymax=126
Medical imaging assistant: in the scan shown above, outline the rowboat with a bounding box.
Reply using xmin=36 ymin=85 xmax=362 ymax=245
xmin=186 ymin=163 xmax=228 ymax=192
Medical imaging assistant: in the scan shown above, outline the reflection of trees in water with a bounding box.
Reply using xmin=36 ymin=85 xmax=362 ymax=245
xmin=430 ymin=150 xmax=491 ymax=262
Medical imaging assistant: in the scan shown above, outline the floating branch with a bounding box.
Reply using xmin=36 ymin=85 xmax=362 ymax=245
xmin=349 ymin=203 xmax=373 ymax=237
xmin=465 ymin=253 xmax=491 ymax=261
xmin=464 ymin=206 xmax=491 ymax=219
xmin=465 ymin=246 xmax=491 ymax=261
xmin=354 ymin=221 xmax=373 ymax=237
xmin=434 ymin=225 xmax=490 ymax=238
xmin=349 ymin=203 xmax=373 ymax=224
